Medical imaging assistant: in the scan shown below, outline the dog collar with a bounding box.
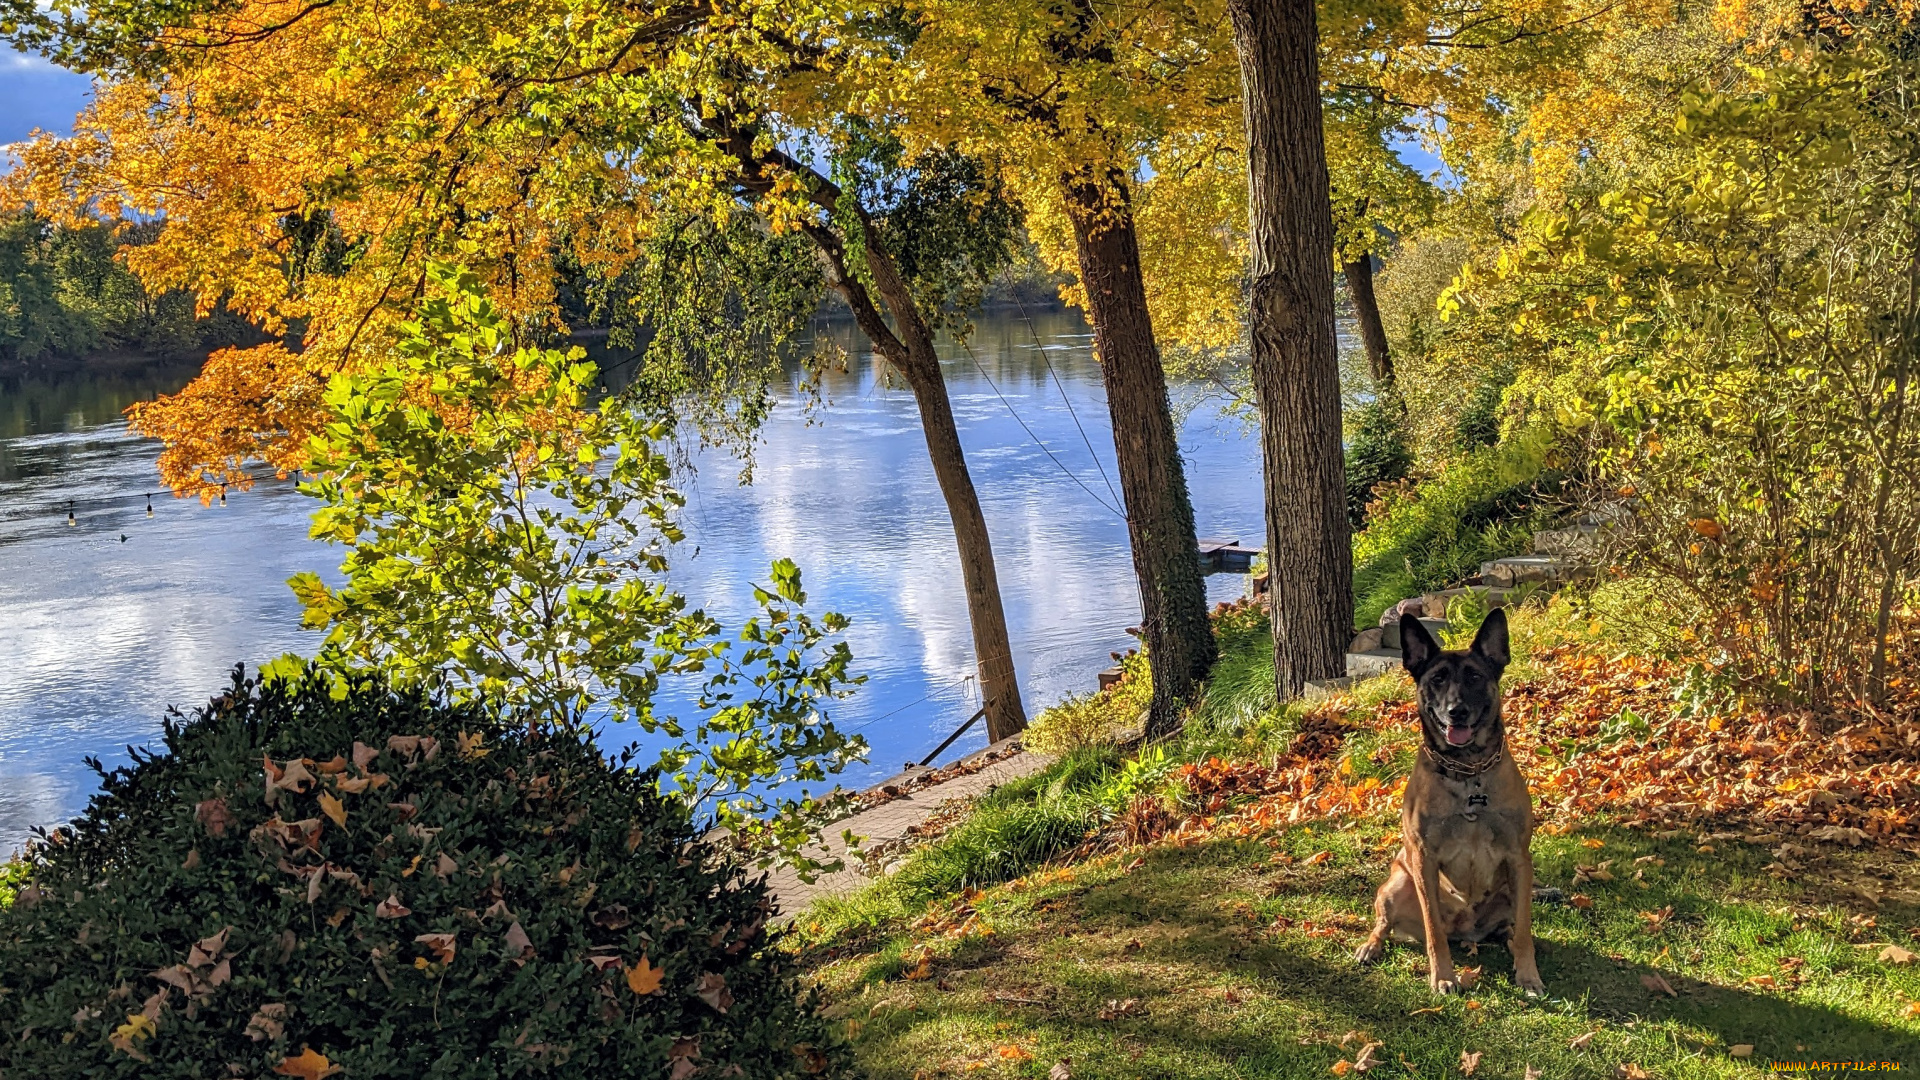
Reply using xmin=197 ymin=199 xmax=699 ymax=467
xmin=1423 ymin=743 xmax=1504 ymax=782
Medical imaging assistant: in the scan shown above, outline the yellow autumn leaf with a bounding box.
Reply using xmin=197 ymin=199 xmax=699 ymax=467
xmin=627 ymin=955 xmax=664 ymax=995
xmin=317 ymin=791 xmax=347 ymax=828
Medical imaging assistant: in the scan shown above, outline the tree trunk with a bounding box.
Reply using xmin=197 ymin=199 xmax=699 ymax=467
xmin=1228 ymin=0 xmax=1354 ymax=696
xmin=1060 ymin=165 xmax=1216 ymax=739
xmin=856 ymin=235 xmax=1030 ymax=742
xmin=713 ymin=129 xmax=1028 ymax=742
xmin=1344 ymin=255 xmax=1393 ymax=387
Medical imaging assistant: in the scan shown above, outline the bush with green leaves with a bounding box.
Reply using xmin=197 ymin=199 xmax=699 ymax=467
xmin=0 ymin=666 xmax=847 ymax=1079
xmin=1344 ymin=397 xmax=1413 ymax=527
xmin=290 ymin=264 xmax=862 ymax=866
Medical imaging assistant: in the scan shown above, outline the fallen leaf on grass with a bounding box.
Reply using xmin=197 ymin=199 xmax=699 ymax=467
xmin=275 ymin=1048 xmax=343 ymax=1079
xmin=1640 ymin=973 xmax=1677 ymax=997
xmin=1881 ymin=945 xmax=1917 ymax=965
xmin=1305 ymin=850 xmax=1334 ymax=865
xmin=1407 ymin=1006 xmax=1443 ymax=1016
xmin=503 ymin=921 xmax=533 ymax=965
xmin=1582 ymin=838 xmax=1606 ymax=849
xmin=1464 ymin=1000 xmax=1482 ymax=1010
xmin=317 ymin=792 xmax=347 ymax=828
xmin=626 ymin=955 xmax=663 ymax=995
xmin=1460 ymin=1049 xmax=1482 ymax=1075
xmin=903 ymin=949 xmax=934 ymax=981
xmin=1745 ymin=974 xmax=1777 ymax=989
xmin=694 ymin=971 xmax=733 ymax=1013
xmin=1525 ymin=1068 xmax=1543 ymax=1080
xmin=1730 ymin=1045 xmax=1753 ymax=1059
xmin=1331 ymin=1040 xmax=1384 ymax=1075
xmin=413 ymin=932 xmax=456 ymax=965
xmin=1615 ymin=1066 xmax=1651 ymax=1080
xmin=997 ymin=1045 xmax=1033 ymax=1062
xmin=1456 ymin=966 xmax=1481 ymax=990
xmin=1570 ymin=894 xmax=1595 ymax=909
xmin=1051 ymin=1062 xmax=1074 ymax=1080
xmin=374 ymin=894 xmax=410 ymax=919
xmin=246 ymin=1003 xmax=288 ymax=1043
xmin=1099 ymin=998 xmax=1143 ymax=1020
xmin=1570 ymin=1030 xmax=1598 ymax=1050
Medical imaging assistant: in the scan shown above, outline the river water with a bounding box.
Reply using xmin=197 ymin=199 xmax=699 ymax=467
xmin=0 ymin=308 xmax=1268 ymax=854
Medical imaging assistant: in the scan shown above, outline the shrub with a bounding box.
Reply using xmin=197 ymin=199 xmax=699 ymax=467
xmin=0 ymin=666 xmax=846 ymax=1079
xmin=1022 ymin=652 xmax=1151 ymax=754
xmin=1344 ymin=397 xmax=1413 ymax=527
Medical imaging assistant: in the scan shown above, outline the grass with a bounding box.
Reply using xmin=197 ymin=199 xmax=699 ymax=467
xmin=1351 ymin=429 xmax=1565 ymax=629
xmin=792 ymin=596 xmax=1920 ymax=1076
xmin=800 ymin=818 xmax=1920 ymax=1078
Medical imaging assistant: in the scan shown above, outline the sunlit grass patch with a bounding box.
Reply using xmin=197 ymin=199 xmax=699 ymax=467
xmin=802 ymin=817 xmax=1920 ymax=1079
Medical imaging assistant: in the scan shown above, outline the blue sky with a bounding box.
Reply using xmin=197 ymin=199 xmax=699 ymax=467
xmin=2 ymin=50 xmax=92 ymax=143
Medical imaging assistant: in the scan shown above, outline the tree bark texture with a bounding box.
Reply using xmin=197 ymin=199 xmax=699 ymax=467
xmin=711 ymin=126 xmax=1030 ymax=742
xmin=1060 ymin=166 xmax=1217 ymax=738
xmin=1344 ymin=254 xmax=1393 ymax=386
xmin=1228 ymin=0 xmax=1355 ymax=696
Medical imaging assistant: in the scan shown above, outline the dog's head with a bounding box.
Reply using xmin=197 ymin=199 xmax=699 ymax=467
xmin=1401 ymin=608 xmax=1510 ymax=752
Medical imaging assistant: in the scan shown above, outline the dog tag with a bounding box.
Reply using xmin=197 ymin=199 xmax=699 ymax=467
xmin=1467 ymin=793 xmax=1490 ymax=808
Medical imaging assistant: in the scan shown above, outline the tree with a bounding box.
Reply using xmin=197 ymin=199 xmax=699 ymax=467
xmin=291 ymin=264 xmax=866 ymax=861
xmin=1227 ymin=0 xmax=1353 ymax=696
xmin=1485 ymin=23 xmax=1920 ymax=705
xmin=3 ymin=0 xmax=1033 ymax=740
xmin=872 ymin=0 xmax=1238 ymax=736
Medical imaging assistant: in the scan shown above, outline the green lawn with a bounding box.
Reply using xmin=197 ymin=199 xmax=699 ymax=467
xmin=798 ymin=813 xmax=1920 ymax=1078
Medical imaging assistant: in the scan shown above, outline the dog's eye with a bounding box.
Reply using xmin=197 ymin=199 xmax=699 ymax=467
xmin=1464 ymin=669 xmax=1482 ymax=684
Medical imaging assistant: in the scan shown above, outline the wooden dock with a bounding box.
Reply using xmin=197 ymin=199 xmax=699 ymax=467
xmin=1197 ymin=537 xmax=1262 ymax=573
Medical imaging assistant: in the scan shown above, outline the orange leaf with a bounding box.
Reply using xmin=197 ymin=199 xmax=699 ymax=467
xmin=1570 ymin=894 xmax=1595 ymax=909
xmin=626 ymin=955 xmax=664 ymax=995
xmin=275 ymin=1048 xmax=344 ymax=1079
xmin=998 ymin=1045 xmax=1034 ymax=1061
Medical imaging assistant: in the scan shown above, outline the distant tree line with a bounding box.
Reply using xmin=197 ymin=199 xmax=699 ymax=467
xmin=0 ymin=213 xmax=259 ymax=369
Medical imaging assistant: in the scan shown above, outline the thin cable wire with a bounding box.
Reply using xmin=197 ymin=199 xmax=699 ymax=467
xmin=1009 ymin=283 xmax=1124 ymax=510
xmin=960 ymin=339 xmax=1126 ymax=520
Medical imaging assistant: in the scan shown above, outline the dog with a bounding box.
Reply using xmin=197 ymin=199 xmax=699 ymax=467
xmin=1353 ymin=608 xmax=1545 ymax=996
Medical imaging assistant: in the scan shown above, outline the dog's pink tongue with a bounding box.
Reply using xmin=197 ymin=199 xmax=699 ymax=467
xmin=1445 ymin=726 xmax=1474 ymax=746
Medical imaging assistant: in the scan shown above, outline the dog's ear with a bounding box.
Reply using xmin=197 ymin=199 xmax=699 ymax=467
xmin=1401 ymin=612 xmax=1440 ymax=678
xmin=1470 ymin=608 xmax=1510 ymax=670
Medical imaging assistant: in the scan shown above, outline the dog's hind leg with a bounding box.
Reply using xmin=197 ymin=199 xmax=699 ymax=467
xmin=1355 ymin=852 xmax=1417 ymax=965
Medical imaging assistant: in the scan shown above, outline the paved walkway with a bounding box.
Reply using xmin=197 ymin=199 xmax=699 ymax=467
xmin=767 ymin=746 xmax=1055 ymax=916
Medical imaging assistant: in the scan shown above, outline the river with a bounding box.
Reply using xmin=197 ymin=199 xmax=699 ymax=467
xmin=0 ymin=308 xmax=1270 ymax=854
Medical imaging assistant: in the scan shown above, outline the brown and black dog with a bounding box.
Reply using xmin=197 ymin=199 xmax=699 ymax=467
xmin=1353 ymin=608 xmax=1545 ymax=996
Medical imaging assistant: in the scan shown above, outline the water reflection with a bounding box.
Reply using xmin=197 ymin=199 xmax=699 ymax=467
xmin=0 ymin=310 xmax=1265 ymax=854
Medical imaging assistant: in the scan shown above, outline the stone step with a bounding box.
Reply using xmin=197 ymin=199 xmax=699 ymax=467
xmin=1531 ymin=525 xmax=1600 ymax=557
xmin=1346 ymin=648 xmax=1403 ymax=679
xmin=1381 ymin=616 xmax=1448 ymax=652
xmin=1479 ymin=554 xmax=1574 ymax=588
xmin=1420 ymin=586 xmax=1523 ymax=622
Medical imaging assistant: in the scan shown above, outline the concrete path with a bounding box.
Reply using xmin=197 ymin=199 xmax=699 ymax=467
xmin=767 ymin=745 xmax=1055 ymax=916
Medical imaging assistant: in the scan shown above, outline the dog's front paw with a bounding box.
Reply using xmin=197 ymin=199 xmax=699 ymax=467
xmin=1516 ymin=970 xmax=1545 ymax=996
xmin=1353 ymin=939 xmax=1385 ymax=966
xmin=1429 ymin=975 xmax=1459 ymax=996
